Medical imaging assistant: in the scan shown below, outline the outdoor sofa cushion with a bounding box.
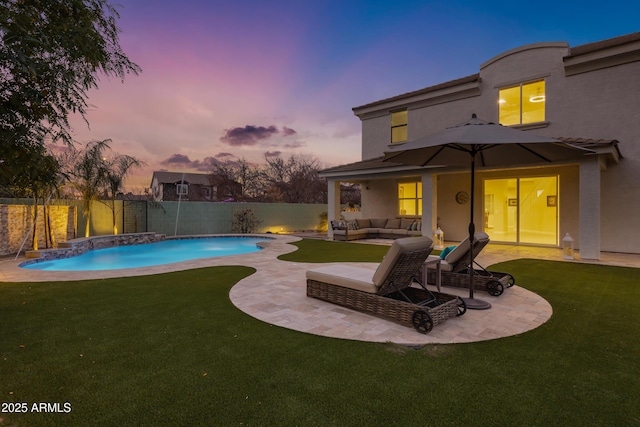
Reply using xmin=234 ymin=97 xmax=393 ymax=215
xmin=385 ymin=218 xmax=401 ymax=229
xmin=370 ymin=218 xmax=388 ymax=228
xmin=355 ymin=218 xmax=371 ymax=228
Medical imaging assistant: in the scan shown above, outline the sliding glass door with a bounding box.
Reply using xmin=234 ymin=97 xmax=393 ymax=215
xmin=483 ymin=176 xmax=558 ymax=245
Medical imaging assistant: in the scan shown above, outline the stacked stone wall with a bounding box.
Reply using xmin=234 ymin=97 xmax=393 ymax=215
xmin=0 ymin=205 xmax=76 ymax=256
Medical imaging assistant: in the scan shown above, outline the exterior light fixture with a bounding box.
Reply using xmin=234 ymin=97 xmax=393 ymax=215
xmin=434 ymin=226 xmax=444 ymax=250
xmin=562 ymin=233 xmax=574 ymax=260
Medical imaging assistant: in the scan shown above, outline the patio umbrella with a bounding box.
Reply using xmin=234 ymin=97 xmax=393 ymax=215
xmin=383 ymin=114 xmax=594 ymax=309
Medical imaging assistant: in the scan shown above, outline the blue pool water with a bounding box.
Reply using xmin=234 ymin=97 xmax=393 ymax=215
xmin=22 ymin=237 xmax=267 ymax=271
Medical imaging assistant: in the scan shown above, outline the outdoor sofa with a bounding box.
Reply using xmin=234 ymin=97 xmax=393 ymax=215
xmin=331 ymin=218 xmax=423 ymax=241
xmin=306 ymin=236 xmax=464 ymax=334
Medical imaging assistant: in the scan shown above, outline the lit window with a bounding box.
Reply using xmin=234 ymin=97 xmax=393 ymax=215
xmin=498 ymin=80 xmax=545 ymax=126
xmin=398 ymin=182 xmax=422 ymax=216
xmin=176 ymin=183 xmax=188 ymax=196
xmin=391 ymin=110 xmax=408 ymax=143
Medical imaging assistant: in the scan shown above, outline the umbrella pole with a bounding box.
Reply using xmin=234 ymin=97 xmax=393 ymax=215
xmin=461 ymin=151 xmax=491 ymax=310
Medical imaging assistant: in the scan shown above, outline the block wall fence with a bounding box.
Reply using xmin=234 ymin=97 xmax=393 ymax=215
xmin=0 ymin=199 xmax=328 ymax=256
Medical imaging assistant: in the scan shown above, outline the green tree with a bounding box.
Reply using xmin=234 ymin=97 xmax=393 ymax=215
xmin=0 ymin=0 xmax=140 ymax=157
xmin=0 ymin=143 xmax=64 ymax=250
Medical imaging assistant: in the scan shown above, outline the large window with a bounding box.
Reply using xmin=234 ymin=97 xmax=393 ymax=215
xmin=499 ymin=80 xmax=545 ymax=126
xmin=484 ymin=176 xmax=558 ymax=245
xmin=398 ymin=182 xmax=422 ymax=216
xmin=391 ymin=110 xmax=408 ymax=143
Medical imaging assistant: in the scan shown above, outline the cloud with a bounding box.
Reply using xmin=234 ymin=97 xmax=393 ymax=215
xmin=282 ymin=126 xmax=297 ymax=136
xmin=220 ymin=125 xmax=279 ymax=146
xmin=284 ymin=141 xmax=306 ymax=149
xmin=160 ymin=154 xmax=221 ymax=171
xmin=265 ymin=150 xmax=281 ymax=158
xmin=215 ymin=152 xmax=235 ymax=159
xmin=162 ymin=154 xmax=192 ymax=165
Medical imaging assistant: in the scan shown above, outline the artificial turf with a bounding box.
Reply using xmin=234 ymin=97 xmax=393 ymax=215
xmin=0 ymin=241 xmax=638 ymax=426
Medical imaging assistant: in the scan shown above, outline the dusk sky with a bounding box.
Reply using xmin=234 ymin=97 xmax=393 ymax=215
xmin=64 ymin=0 xmax=640 ymax=190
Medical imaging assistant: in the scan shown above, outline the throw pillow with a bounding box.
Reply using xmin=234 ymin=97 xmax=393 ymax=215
xmin=400 ymin=218 xmax=414 ymax=229
xmin=439 ymin=245 xmax=456 ymax=259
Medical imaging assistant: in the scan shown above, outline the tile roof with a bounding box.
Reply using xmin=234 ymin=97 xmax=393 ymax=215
xmin=320 ymin=156 xmax=396 ymax=174
xmin=320 ymin=138 xmax=621 ymax=175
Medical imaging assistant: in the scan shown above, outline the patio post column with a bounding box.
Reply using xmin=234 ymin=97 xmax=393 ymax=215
xmin=579 ymin=156 xmax=601 ymax=260
xmin=421 ymin=172 xmax=435 ymax=237
xmin=327 ymin=179 xmax=341 ymax=239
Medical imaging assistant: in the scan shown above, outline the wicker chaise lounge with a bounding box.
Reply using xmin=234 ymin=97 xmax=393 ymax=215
xmin=424 ymin=232 xmax=515 ymax=296
xmin=306 ymin=236 xmax=464 ymax=334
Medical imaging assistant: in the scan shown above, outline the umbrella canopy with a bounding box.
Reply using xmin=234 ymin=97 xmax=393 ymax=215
xmin=383 ymin=114 xmax=594 ymax=309
xmin=383 ymin=114 xmax=592 ymax=167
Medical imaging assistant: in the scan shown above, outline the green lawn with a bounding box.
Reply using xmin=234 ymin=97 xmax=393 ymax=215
xmin=1 ymin=239 xmax=639 ymax=426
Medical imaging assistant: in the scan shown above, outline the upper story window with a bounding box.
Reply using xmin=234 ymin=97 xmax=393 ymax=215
xmin=498 ymin=80 xmax=545 ymax=126
xmin=391 ymin=110 xmax=408 ymax=143
xmin=176 ymin=183 xmax=188 ymax=196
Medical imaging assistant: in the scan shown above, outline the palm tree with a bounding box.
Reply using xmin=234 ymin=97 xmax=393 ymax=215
xmin=71 ymin=140 xmax=111 ymax=237
xmin=103 ymin=154 xmax=145 ymax=234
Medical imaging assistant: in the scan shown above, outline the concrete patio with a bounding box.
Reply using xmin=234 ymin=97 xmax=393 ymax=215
xmin=1 ymin=234 xmax=637 ymax=346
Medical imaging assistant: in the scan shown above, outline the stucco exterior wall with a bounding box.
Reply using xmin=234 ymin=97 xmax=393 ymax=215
xmin=359 ymin=179 xmax=399 ymax=219
xmin=350 ymin=37 xmax=639 ymax=254
xmin=361 ymin=113 xmax=392 ymax=160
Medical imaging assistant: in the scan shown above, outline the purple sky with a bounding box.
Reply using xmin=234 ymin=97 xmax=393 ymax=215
xmin=64 ymin=0 xmax=640 ymax=190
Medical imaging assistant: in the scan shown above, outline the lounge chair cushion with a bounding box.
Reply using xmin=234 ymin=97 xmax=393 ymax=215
xmin=426 ymin=232 xmax=490 ymax=271
xmin=372 ymin=236 xmax=433 ymax=287
xmin=444 ymin=232 xmax=489 ymax=264
xmin=307 ymin=236 xmax=433 ymax=294
xmin=306 ymin=265 xmax=377 ymax=293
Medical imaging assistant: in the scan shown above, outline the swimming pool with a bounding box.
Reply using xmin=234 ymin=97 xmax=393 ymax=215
xmin=21 ymin=237 xmax=268 ymax=271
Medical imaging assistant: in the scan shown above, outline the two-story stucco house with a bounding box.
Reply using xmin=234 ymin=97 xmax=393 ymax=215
xmin=151 ymin=171 xmax=243 ymax=202
xmin=150 ymin=172 xmax=216 ymax=202
xmin=321 ymin=32 xmax=639 ymax=260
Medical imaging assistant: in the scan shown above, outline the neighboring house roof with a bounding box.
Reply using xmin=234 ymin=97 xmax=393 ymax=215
xmin=319 ymin=138 xmax=621 ymax=177
xmin=151 ymin=171 xmax=213 ymax=186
